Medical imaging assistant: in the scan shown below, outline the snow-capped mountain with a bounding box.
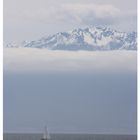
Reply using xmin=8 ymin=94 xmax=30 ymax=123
xmin=7 ymin=26 xmax=137 ymax=50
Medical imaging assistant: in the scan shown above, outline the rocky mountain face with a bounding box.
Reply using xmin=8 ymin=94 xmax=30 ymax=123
xmin=7 ymin=26 xmax=137 ymax=51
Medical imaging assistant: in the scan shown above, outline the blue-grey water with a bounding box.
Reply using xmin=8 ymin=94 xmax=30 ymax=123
xmin=3 ymin=133 xmax=137 ymax=140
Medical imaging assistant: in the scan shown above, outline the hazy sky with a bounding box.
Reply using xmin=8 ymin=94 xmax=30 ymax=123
xmin=3 ymin=49 xmax=137 ymax=134
xmin=4 ymin=0 xmax=137 ymax=44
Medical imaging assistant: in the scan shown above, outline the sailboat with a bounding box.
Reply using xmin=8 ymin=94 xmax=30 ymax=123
xmin=41 ymin=126 xmax=51 ymax=140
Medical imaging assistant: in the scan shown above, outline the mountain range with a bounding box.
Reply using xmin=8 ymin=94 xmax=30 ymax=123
xmin=7 ymin=26 xmax=137 ymax=51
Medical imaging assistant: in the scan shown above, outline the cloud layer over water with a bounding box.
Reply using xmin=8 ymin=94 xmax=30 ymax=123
xmin=4 ymin=48 xmax=137 ymax=74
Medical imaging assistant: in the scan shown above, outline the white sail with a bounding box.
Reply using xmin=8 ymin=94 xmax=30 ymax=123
xmin=42 ymin=126 xmax=51 ymax=140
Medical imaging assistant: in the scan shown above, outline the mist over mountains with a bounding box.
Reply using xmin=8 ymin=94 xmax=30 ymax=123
xmin=7 ymin=26 xmax=137 ymax=51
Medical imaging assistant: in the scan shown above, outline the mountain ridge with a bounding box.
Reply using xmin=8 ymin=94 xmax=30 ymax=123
xmin=7 ymin=26 xmax=137 ymax=51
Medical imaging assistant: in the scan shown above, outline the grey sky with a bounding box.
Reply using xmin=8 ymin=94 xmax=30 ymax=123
xmin=4 ymin=0 xmax=137 ymax=44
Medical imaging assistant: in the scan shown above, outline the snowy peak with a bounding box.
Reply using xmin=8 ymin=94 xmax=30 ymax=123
xmin=7 ymin=26 xmax=137 ymax=51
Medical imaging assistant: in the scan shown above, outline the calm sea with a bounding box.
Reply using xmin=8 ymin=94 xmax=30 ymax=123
xmin=3 ymin=133 xmax=137 ymax=140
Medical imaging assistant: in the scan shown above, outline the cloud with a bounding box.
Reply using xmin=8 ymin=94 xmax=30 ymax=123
xmin=4 ymin=2 xmax=137 ymax=44
xmin=16 ymin=3 xmax=136 ymax=28
xmin=4 ymin=48 xmax=137 ymax=74
xmin=21 ymin=4 xmax=120 ymax=25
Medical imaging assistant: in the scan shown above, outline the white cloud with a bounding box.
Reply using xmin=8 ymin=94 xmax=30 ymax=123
xmin=4 ymin=2 xmax=137 ymax=44
xmin=11 ymin=3 xmax=135 ymax=32
xmin=16 ymin=3 xmax=136 ymax=28
xmin=21 ymin=3 xmax=121 ymax=25
xmin=4 ymin=48 xmax=137 ymax=74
